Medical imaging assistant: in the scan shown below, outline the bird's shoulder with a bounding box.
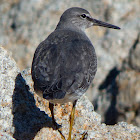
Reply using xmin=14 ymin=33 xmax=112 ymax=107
xmin=34 ymin=29 xmax=94 ymax=58
xmin=32 ymin=29 xmax=96 ymax=75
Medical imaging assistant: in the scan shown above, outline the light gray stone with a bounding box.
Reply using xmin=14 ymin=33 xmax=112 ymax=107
xmin=0 ymin=46 xmax=19 ymax=139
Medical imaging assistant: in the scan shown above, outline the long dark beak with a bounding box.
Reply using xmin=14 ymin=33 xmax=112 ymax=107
xmin=88 ymin=17 xmax=120 ymax=30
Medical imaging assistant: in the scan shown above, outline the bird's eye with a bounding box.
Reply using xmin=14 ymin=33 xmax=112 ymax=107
xmin=80 ymin=14 xmax=86 ymax=19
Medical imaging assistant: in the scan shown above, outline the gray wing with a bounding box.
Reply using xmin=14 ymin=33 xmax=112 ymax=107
xmin=31 ymin=30 xmax=97 ymax=100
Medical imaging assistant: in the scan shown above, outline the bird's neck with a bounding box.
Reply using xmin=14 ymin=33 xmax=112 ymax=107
xmin=55 ymin=21 xmax=86 ymax=34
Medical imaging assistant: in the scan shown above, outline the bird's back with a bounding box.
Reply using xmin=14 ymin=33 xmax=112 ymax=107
xmin=31 ymin=29 xmax=97 ymax=103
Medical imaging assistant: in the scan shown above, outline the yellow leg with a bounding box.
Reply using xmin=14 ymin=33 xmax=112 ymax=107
xmin=67 ymin=100 xmax=77 ymax=140
xmin=49 ymin=102 xmax=65 ymax=140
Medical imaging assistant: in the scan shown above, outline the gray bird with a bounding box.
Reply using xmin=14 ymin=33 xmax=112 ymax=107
xmin=31 ymin=7 xmax=120 ymax=140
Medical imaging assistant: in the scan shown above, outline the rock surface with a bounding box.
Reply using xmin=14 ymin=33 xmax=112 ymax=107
xmin=0 ymin=46 xmax=19 ymax=136
xmin=95 ymin=32 xmax=140 ymax=127
xmin=115 ymin=33 xmax=140 ymax=126
xmin=128 ymin=33 xmax=140 ymax=72
xmin=0 ymin=46 xmax=140 ymax=139
xmin=0 ymin=0 xmax=140 ymax=98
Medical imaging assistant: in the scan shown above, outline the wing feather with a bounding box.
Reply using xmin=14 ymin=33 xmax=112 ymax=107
xmin=31 ymin=30 xmax=97 ymax=99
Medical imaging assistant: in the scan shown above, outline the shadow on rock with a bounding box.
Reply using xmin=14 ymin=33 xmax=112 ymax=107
xmin=97 ymin=67 xmax=120 ymax=125
xmin=12 ymin=73 xmax=55 ymax=140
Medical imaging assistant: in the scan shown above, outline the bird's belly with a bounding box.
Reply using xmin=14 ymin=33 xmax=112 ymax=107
xmin=48 ymin=91 xmax=84 ymax=104
xmin=35 ymin=89 xmax=85 ymax=104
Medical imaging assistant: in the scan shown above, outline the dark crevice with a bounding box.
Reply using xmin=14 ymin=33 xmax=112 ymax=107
xmin=99 ymin=67 xmax=120 ymax=90
xmin=98 ymin=66 xmax=120 ymax=125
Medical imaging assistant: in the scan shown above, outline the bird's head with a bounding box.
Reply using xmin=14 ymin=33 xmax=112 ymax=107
xmin=56 ymin=7 xmax=120 ymax=31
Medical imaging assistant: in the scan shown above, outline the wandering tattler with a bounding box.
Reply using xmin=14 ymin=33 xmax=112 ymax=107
xmin=31 ymin=7 xmax=120 ymax=140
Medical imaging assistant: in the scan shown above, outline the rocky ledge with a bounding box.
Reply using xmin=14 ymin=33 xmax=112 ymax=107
xmin=0 ymin=46 xmax=140 ymax=140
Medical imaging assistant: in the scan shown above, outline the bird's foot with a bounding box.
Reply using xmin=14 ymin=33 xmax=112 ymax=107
xmin=80 ymin=131 xmax=88 ymax=140
xmin=52 ymin=120 xmax=62 ymax=130
xmin=58 ymin=129 xmax=66 ymax=140
xmin=52 ymin=121 xmax=65 ymax=140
